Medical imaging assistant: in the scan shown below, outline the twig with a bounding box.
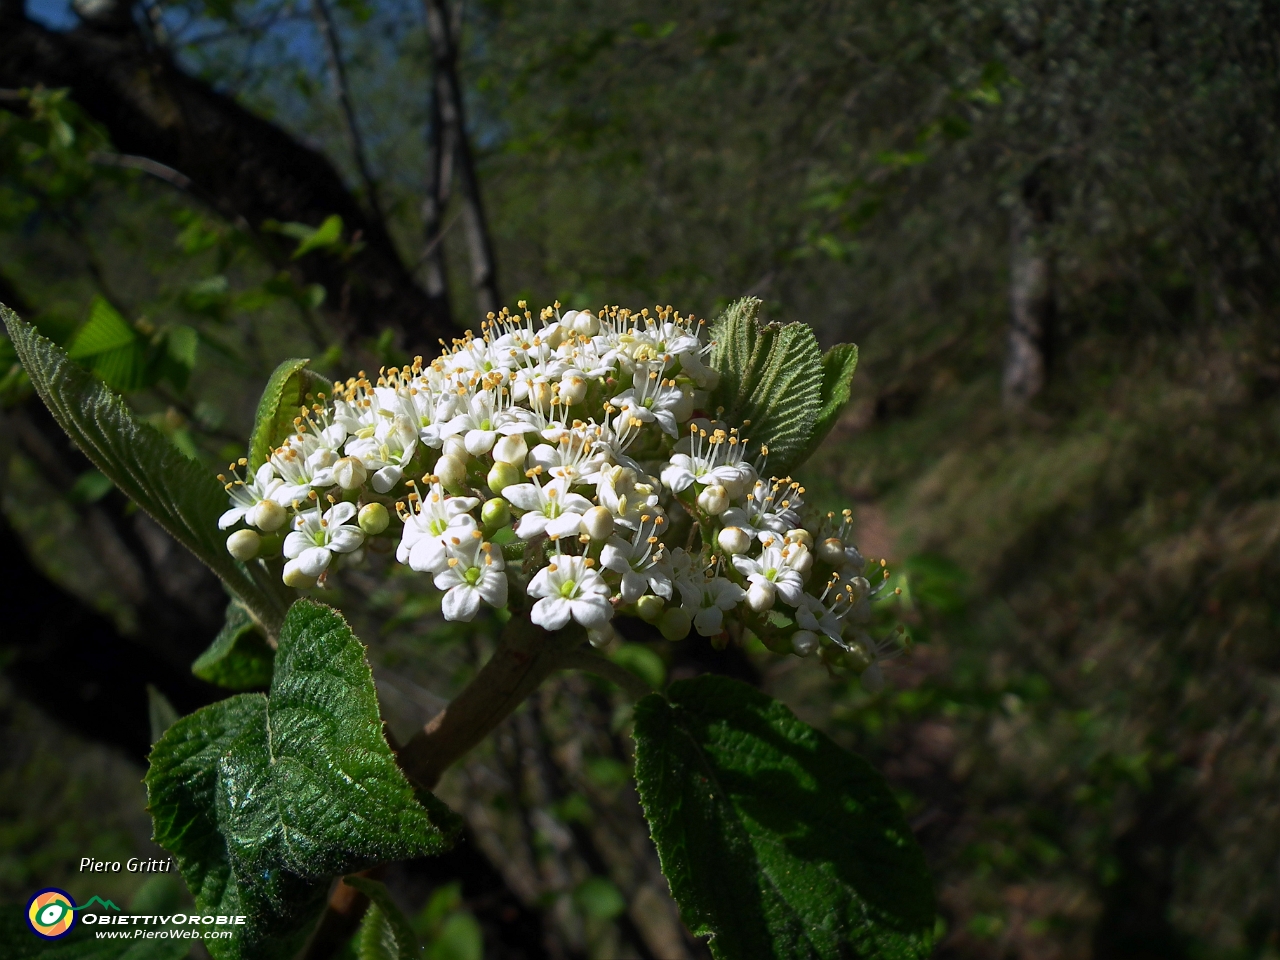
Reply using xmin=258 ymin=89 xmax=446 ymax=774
xmin=88 ymin=151 xmax=193 ymax=191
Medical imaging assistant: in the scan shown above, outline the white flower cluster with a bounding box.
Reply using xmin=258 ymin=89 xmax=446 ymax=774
xmin=218 ymin=303 xmax=902 ymax=673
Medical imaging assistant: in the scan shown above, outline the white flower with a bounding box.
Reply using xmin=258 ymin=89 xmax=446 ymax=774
xmin=600 ymin=516 xmax=674 ymax=602
xmin=344 ymin=413 xmax=419 ymax=493
xmin=432 ymin=534 xmax=508 ymax=621
xmin=283 ymin=501 xmax=365 ymax=578
xmin=595 ymin=465 xmax=660 ymax=529
xmin=399 ymin=483 xmax=480 ymax=572
xmin=505 ymin=475 xmax=593 ymax=540
xmin=528 ymin=555 xmax=613 ymax=630
xmin=270 ymin=427 xmax=344 ymax=505
xmin=218 ymin=461 xmax=284 ymax=530
xmin=609 ymin=363 xmax=690 ymax=438
xmin=731 ymin=540 xmax=806 ymax=605
xmin=795 ymin=593 xmax=845 ymax=647
xmin=528 ymin=427 xmax=609 ymax=486
xmin=660 ymin=422 xmax=756 ymax=494
xmin=677 ymin=571 xmax=746 ymax=637
xmin=721 ymin=477 xmax=803 ymax=541
xmin=440 ymin=386 xmax=529 ymax=456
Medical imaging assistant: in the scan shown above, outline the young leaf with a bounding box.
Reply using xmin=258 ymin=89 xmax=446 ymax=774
xmin=192 ymin=600 xmax=276 ymax=690
xmin=290 ymin=214 xmax=344 ymax=259
xmin=794 ymin=343 xmax=859 ymax=468
xmin=0 ymin=905 xmax=188 ymax=959
xmin=344 ymin=877 xmax=421 ymax=960
xmin=248 ymin=358 xmax=329 ymax=470
xmin=146 ymin=600 xmax=455 ymax=960
xmin=632 ymin=675 xmax=935 ymax=960
xmin=147 ymin=683 xmax=181 ymax=743
xmin=2 ymin=306 xmax=288 ymax=634
xmin=707 ymin=297 xmax=825 ymax=475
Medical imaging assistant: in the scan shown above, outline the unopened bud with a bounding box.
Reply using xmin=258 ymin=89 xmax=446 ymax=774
xmin=718 ymin=526 xmax=752 ymax=555
xmin=226 ymin=529 xmax=261 ymax=561
xmin=721 ymin=474 xmax=747 ymax=501
xmin=580 ymin=506 xmax=615 ymax=541
xmin=791 ymin=630 xmax=819 ymax=657
xmin=587 ymin=624 xmax=617 ymax=649
xmin=442 ymin=435 xmax=468 ymax=459
xmin=559 ymin=374 xmax=587 ymax=406
xmin=435 ymin=454 xmax=467 ymax=490
xmin=818 ymin=537 xmax=846 ymax=565
xmin=358 ymin=502 xmax=389 ymax=535
xmin=488 ymin=461 xmax=522 ymax=494
xmin=572 ymin=310 xmax=600 ymax=337
xmin=697 ymin=483 xmax=730 ymax=515
xmin=636 ymin=594 xmax=665 ymax=623
xmin=249 ymin=499 xmax=286 ymax=532
xmin=464 ymin=429 xmax=497 ymax=457
xmin=658 ymin=607 xmax=692 ymax=641
xmin=482 ymin=497 xmax=511 ymax=530
xmin=746 ymin=580 xmax=776 ymax=612
xmin=492 ymin=433 xmax=528 ymax=465
xmin=787 ymin=528 xmax=813 ymax=550
xmin=282 ymin=558 xmax=316 ymax=589
xmin=531 ymin=379 xmax=553 ymax=409
xmin=789 ymin=544 xmax=814 ymax=577
xmin=333 ymin=456 xmax=368 ymax=490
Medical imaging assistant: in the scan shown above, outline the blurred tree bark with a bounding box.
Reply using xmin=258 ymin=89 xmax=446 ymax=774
xmin=1002 ymin=172 xmax=1056 ymax=409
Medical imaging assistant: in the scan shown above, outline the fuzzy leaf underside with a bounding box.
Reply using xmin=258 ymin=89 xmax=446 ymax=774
xmin=797 ymin=342 xmax=860 ymax=466
xmin=146 ymin=600 xmax=453 ymax=960
xmin=708 ymin=298 xmax=824 ymax=475
xmin=247 ymin=358 xmax=328 ymax=470
xmin=192 ymin=600 xmax=276 ymax=690
xmin=344 ymin=877 xmax=421 ymax=960
xmin=632 ymin=675 xmax=935 ymax=960
xmin=1 ymin=306 xmax=287 ymax=633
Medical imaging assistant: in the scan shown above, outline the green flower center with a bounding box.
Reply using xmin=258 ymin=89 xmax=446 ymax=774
xmin=559 ymin=579 xmax=578 ymax=598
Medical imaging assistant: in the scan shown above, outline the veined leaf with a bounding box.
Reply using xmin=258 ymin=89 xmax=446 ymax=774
xmin=2 ymin=306 xmax=288 ymax=633
xmin=192 ymin=600 xmax=275 ymax=690
xmin=345 ymin=877 xmax=421 ymax=960
xmin=707 ymin=298 xmax=824 ymax=475
xmin=68 ymin=296 xmax=135 ymax=358
xmin=795 ymin=343 xmax=859 ymax=467
xmin=248 ymin=358 xmax=329 ymax=469
xmin=146 ymin=601 xmax=455 ymax=960
xmin=633 ymin=675 xmax=935 ymax=960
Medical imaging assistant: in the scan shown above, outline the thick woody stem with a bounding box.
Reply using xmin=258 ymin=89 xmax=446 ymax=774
xmin=397 ymin=616 xmax=587 ymax=790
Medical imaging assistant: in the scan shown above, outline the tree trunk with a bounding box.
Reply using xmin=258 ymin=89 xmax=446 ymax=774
xmin=1002 ymin=173 xmax=1056 ymax=409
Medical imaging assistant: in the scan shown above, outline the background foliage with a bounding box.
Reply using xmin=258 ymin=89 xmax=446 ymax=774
xmin=2 ymin=0 xmax=1280 ymax=957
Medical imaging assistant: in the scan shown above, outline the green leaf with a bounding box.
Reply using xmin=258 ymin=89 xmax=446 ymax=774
xmin=425 ymin=915 xmax=481 ymax=960
xmin=0 ymin=905 xmax=187 ymax=959
xmin=247 ymin=358 xmax=329 ymax=470
xmin=192 ymin=600 xmax=275 ymax=690
xmin=344 ymin=877 xmax=421 ymax=960
xmin=2 ymin=306 xmax=288 ymax=633
xmin=290 ymin=214 xmax=344 ymax=259
xmin=68 ymin=297 xmax=134 ymax=358
xmin=707 ymin=297 xmax=825 ymax=475
xmin=146 ymin=600 xmax=455 ymax=960
xmin=794 ymin=343 xmax=859 ymax=468
xmin=632 ymin=675 xmax=935 ymax=960
xmin=573 ymin=876 xmax=626 ymax=920
xmin=147 ymin=684 xmax=181 ymax=743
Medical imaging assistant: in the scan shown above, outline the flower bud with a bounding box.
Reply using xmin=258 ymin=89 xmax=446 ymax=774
xmin=531 ymin=379 xmax=554 ymax=409
xmin=358 ymin=502 xmax=389 ymax=535
xmin=476 ymin=497 xmax=508 ymax=531
xmin=658 ymin=607 xmax=692 ymax=642
xmin=572 ymin=309 xmax=600 ymax=337
xmin=492 ymin=433 xmax=528 ymax=466
xmin=434 ymin=454 xmax=467 ymax=490
xmin=282 ymin=558 xmax=316 ymax=589
xmin=791 ymin=630 xmax=819 ymax=657
xmin=580 ymin=505 xmax=615 ymax=541
xmin=717 ymin=526 xmax=752 ymax=555
xmin=746 ymin=580 xmax=776 ymax=612
xmin=721 ymin=474 xmax=746 ymax=501
xmin=559 ymin=374 xmax=587 ymax=406
xmin=789 ymin=544 xmax=814 ymax=578
xmin=488 ymin=460 xmax=523 ymax=494
xmin=464 ymin=429 xmax=497 ymax=457
xmin=697 ymin=483 xmax=730 ymax=516
xmin=636 ymin=594 xmax=665 ymax=623
xmin=588 ymin=624 xmax=617 ymax=649
xmin=787 ymin=528 xmax=814 ymax=550
xmin=249 ymin=499 xmax=286 ymax=532
xmin=333 ymin=456 xmax=368 ymax=490
xmin=818 ymin=537 xmax=847 ymax=566
xmin=226 ymin=529 xmax=261 ymax=561
xmin=442 ymin=435 xmax=468 ymax=459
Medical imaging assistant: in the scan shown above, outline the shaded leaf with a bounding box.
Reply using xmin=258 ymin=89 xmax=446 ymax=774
xmin=146 ymin=600 xmax=455 ymax=960
xmin=290 ymin=214 xmax=344 ymax=259
xmin=2 ymin=306 xmax=288 ymax=633
xmin=191 ymin=600 xmax=275 ymax=690
xmin=795 ymin=343 xmax=859 ymax=468
xmin=633 ymin=675 xmax=935 ymax=960
xmin=247 ymin=358 xmax=328 ymax=470
xmin=707 ymin=298 xmax=825 ymax=475
xmin=68 ymin=297 xmax=134 ymax=359
xmin=345 ymin=877 xmax=420 ymax=960
xmin=147 ymin=684 xmax=180 ymax=744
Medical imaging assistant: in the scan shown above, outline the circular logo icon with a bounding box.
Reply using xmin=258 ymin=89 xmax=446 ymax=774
xmin=26 ymin=889 xmax=77 ymax=939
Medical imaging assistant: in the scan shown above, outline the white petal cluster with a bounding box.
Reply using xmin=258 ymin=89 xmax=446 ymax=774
xmin=218 ymin=303 xmax=902 ymax=673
